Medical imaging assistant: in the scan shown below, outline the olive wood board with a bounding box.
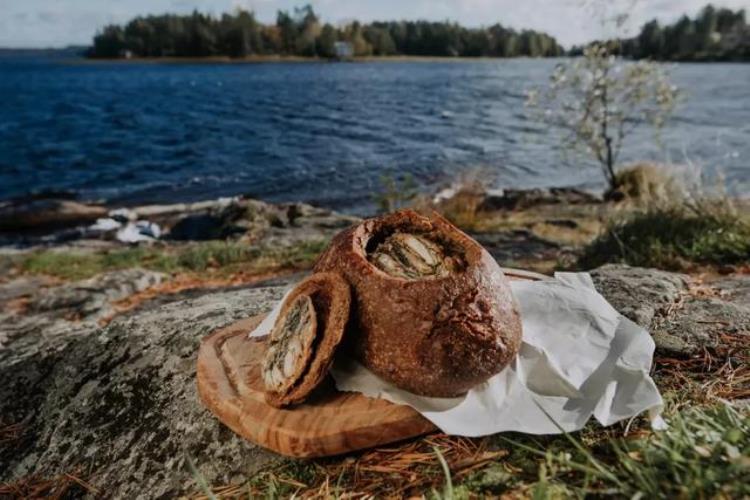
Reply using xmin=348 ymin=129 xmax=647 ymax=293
xmin=196 ymin=267 xmax=547 ymax=458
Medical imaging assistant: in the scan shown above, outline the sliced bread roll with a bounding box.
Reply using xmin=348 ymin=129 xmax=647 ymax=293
xmin=314 ymin=209 xmax=522 ymax=397
xmin=262 ymin=272 xmax=351 ymax=407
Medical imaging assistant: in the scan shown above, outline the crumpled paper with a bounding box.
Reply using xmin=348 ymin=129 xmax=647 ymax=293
xmin=250 ymin=272 xmax=665 ymax=436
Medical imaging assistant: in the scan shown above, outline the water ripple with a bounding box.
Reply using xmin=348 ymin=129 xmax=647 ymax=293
xmin=0 ymin=57 xmax=748 ymax=212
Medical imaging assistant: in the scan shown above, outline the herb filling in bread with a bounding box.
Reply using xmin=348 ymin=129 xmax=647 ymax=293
xmin=262 ymin=295 xmax=317 ymax=393
xmin=369 ymin=232 xmax=463 ymax=279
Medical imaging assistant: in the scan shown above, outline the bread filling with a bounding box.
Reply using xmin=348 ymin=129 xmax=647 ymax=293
xmin=369 ymin=232 xmax=463 ymax=279
xmin=262 ymin=295 xmax=317 ymax=393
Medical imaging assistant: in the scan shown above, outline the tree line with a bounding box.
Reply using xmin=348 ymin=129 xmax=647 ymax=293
xmin=572 ymin=5 xmax=750 ymax=61
xmin=87 ymin=5 xmax=564 ymax=59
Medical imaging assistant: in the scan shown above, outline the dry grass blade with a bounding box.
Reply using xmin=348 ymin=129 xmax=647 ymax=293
xmin=0 ymin=467 xmax=99 ymax=499
xmin=655 ymin=331 xmax=749 ymax=402
xmin=187 ymin=434 xmax=509 ymax=499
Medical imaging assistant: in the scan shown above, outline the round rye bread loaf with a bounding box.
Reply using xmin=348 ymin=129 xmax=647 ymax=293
xmin=313 ymin=209 xmax=522 ymax=397
xmin=263 ymin=272 xmax=351 ymax=407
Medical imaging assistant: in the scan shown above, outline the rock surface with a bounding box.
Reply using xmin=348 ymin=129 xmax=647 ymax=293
xmin=0 ymin=196 xmax=360 ymax=249
xmin=30 ymin=268 xmax=165 ymax=321
xmin=1 ymin=269 xmax=165 ymax=363
xmin=1 ymin=262 xmax=748 ymax=497
xmin=590 ymin=264 xmax=689 ymax=327
xmin=591 ymin=264 xmax=749 ymax=355
xmin=478 ymin=187 xmax=601 ymax=212
xmin=0 ymin=286 xmax=285 ymax=498
xmin=0 ymin=198 xmax=107 ymax=233
xmin=472 ymin=230 xmax=574 ymax=267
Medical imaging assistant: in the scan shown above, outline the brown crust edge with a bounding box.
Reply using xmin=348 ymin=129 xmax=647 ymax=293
xmin=265 ymin=272 xmax=352 ymax=407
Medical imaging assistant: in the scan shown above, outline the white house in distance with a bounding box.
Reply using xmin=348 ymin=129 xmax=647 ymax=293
xmin=334 ymin=41 xmax=353 ymax=60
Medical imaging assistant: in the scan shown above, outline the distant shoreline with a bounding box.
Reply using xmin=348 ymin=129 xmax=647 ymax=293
xmin=68 ymin=54 xmax=750 ymax=65
xmin=75 ymin=55 xmax=558 ymax=65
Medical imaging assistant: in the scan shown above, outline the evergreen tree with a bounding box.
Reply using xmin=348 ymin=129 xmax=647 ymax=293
xmin=86 ymin=5 xmax=565 ymax=60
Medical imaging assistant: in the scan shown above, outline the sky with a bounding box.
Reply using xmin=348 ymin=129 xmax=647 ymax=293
xmin=1 ymin=0 xmax=749 ymax=49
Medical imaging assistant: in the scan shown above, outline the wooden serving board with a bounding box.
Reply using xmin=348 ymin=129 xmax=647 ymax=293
xmin=196 ymin=268 xmax=546 ymax=458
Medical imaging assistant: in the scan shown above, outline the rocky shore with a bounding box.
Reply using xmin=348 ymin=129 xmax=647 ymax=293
xmin=0 ymin=187 xmax=604 ymax=277
xmin=1 ymin=188 xmax=748 ymax=497
xmin=0 ymin=194 xmax=360 ymax=248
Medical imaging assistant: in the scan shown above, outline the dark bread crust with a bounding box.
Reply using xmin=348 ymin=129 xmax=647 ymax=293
xmin=313 ymin=209 xmax=522 ymax=397
xmin=265 ymin=272 xmax=352 ymax=407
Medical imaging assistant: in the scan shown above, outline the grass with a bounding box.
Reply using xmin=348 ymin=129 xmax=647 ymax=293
xmin=507 ymin=402 xmax=749 ymax=498
xmin=372 ymin=174 xmax=418 ymax=214
xmin=578 ymin=206 xmax=750 ymax=271
xmin=433 ymin=181 xmax=488 ymax=232
xmin=186 ymin=402 xmax=748 ymax=499
xmin=16 ymin=240 xmax=328 ymax=281
xmin=608 ymin=162 xmax=685 ymax=204
xmin=581 ymin=162 xmax=750 ymax=271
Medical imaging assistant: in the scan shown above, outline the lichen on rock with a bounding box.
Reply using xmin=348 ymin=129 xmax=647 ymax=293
xmin=0 ymin=285 xmax=286 ymax=498
xmin=591 ymin=264 xmax=749 ymax=356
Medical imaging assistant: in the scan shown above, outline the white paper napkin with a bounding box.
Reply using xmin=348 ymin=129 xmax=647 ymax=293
xmin=249 ymin=272 xmax=665 ymax=436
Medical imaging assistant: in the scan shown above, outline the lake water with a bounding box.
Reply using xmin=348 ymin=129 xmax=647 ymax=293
xmin=1 ymin=53 xmax=748 ymax=213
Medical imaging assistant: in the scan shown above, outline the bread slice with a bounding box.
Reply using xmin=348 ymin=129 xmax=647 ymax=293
xmin=262 ymin=294 xmax=318 ymax=394
xmin=314 ymin=209 xmax=522 ymax=397
xmin=263 ymin=272 xmax=351 ymax=408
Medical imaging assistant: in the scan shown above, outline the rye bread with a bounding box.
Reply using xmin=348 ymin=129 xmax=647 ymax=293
xmin=262 ymin=294 xmax=318 ymax=394
xmin=264 ymin=272 xmax=352 ymax=407
xmin=313 ymin=209 xmax=522 ymax=397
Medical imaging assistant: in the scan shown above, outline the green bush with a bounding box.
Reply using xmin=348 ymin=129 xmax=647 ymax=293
xmin=579 ymin=207 xmax=750 ymax=270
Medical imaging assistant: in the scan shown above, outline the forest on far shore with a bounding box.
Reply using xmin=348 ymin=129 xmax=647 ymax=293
xmin=88 ymin=4 xmax=749 ymax=61
xmin=578 ymin=5 xmax=750 ymax=61
xmin=87 ymin=5 xmax=563 ymax=59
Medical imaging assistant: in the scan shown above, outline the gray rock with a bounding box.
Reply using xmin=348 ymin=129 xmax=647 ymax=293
xmin=473 ymin=229 xmax=571 ymax=266
xmin=163 ymin=198 xmax=359 ymax=244
xmin=0 ymin=276 xmax=51 ymax=303
xmin=591 ymin=264 xmax=749 ymax=356
xmin=1 ymin=269 xmax=166 ymax=367
xmin=31 ymin=268 xmax=166 ymax=322
xmin=133 ymin=198 xmax=240 ymax=220
xmin=0 ymin=312 xmax=95 ymax=364
xmin=712 ymin=275 xmax=750 ymax=309
xmin=0 ymin=195 xmax=357 ymax=248
xmin=0 ymin=199 xmax=107 ymax=233
xmin=167 ymin=200 xmax=262 ymax=241
xmin=0 ymin=286 xmax=285 ymax=499
xmin=590 ymin=264 xmax=688 ymax=327
xmin=2 ymin=260 xmax=746 ymax=498
xmin=478 ymin=187 xmax=600 ymax=211
xmin=658 ymin=296 xmax=750 ymax=355
xmin=260 ymin=204 xmax=359 ymax=248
